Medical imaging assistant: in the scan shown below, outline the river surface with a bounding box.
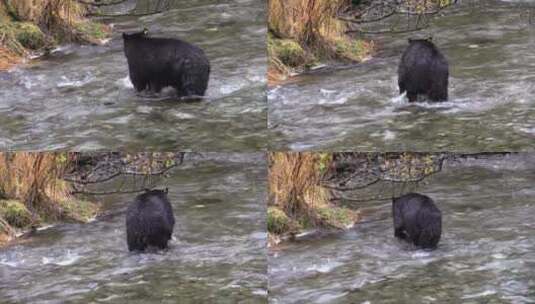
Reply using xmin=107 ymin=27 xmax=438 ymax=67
xmin=268 ymin=0 xmax=535 ymax=151
xmin=0 ymin=153 xmax=267 ymax=303
xmin=269 ymin=153 xmax=535 ymax=303
xmin=0 ymin=0 xmax=267 ymax=151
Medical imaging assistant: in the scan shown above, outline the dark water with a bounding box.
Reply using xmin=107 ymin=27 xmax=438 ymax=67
xmin=0 ymin=154 xmax=267 ymax=303
xmin=269 ymin=153 xmax=535 ymax=303
xmin=0 ymin=0 xmax=267 ymax=151
xmin=268 ymin=0 xmax=535 ymax=151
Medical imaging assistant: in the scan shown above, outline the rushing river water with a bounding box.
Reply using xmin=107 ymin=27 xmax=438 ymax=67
xmin=0 ymin=0 xmax=267 ymax=151
xmin=269 ymin=153 xmax=535 ymax=303
xmin=0 ymin=153 xmax=267 ymax=303
xmin=269 ymin=0 xmax=535 ymax=151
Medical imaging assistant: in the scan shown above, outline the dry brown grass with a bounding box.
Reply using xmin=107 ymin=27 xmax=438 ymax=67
xmin=267 ymin=0 xmax=374 ymax=85
xmin=269 ymin=152 xmax=329 ymax=223
xmin=269 ymin=152 xmax=359 ymax=234
xmin=5 ymin=0 xmax=85 ymax=39
xmin=269 ymin=0 xmax=350 ymax=56
xmin=0 ymin=153 xmax=73 ymax=221
xmin=0 ymin=0 xmax=109 ymax=69
xmin=0 ymin=153 xmax=99 ymax=246
xmin=0 ymin=46 xmax=22 ymax=70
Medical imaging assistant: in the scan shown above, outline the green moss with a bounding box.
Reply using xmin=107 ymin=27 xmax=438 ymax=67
xmin=276 ymin=39 xmax=306 ymax=67
xmin=59 ymin=198 xmax=98 ymax=223
xmin=268 ymin=34 xmax=310 ymax=68
xmin=267 ymin=207 xmax=291 ymax=234
xmin=58 ymin=198 xmax=98 ymax=223
xmin=75 ymin=21 xmax=109 ymax=42
xmin=0 ymin=200 xmax=33 ymax=228
xmin=13 ymin=22 xmax=46 ymax=50
xmin=334 ymin=38 xmax=372 ymax=61
xmin=297 ymin=216 xmax=312 ymax=230
xmin=317 ymin=206 xmax=356 ymax=228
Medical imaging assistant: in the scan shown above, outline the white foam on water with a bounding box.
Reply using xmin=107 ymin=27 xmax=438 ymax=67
xmin=0 ymin=258 xmax=20 ymax=267
xmin=391 ymin=91 xmax=407 ymax=105
xmin=220 ymin=83 xmax=244 ymax=95
xmin=306 ymin=259 xmax=343 ymax=273
xmin=316 ymin=292 xmax=349 ymax=303
xmin=289 ymin=142 xmax=316 ymax=151
xmin=96 ymin=294 xmax=122 ymax=302
xmin=320 ymin=88 xmax=337 ymax=95
xmin=135 ymin=106 xmax=152 ymax=114
xmin=42 ymin=250 xmax=81 ymax=266
xmin=252 ymin=289 xmax=268 ymax=296
xmin=518 ymin=127 xmax=535 ymax=135
xmin=383 ymin=130 xmax=396 ymax=141
xmin=57 ymin=74 xmax=94 ymax=88
xmin=461 ymin=289 xmax=497 ymax=299
xmin=117 ymin=76 xmax=133 ymax=89
xmin=411 ymin=250 xmax=432 ymax=258
xmin=318 ymin=96 xmax=347 ymax=105
xmin=250 ymin=231 xmax=267 ymax=240
xmin=21 ymin=75 xmax=45 ymax=89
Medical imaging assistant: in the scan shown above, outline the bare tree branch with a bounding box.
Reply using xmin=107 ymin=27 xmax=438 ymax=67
xmin=77 ymin=0 xmax=129 ymax=7
xmin=339 ymin=0 xmax=459 ymax=34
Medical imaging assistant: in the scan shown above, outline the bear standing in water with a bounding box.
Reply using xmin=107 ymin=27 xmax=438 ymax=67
xmin=398 ymin=38 xmax=449 ymax=102
xmin=123 ymin=28 xmax=210 ymax=98
xmin=126 ymin=188 xmax=175 ymax=252
xmin=392 ymin=193 xmax=442 ymax=250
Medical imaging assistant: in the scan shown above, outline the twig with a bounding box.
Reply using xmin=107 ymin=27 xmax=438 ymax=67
xmin=76 ymin=0 xmax=129 ymax=7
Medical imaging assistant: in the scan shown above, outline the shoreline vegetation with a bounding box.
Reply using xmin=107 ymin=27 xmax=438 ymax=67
xmin=267 ymin=0 xmax=459 ymax=87
xmin=268 ymin=152 xmax=360 ymax=247
xmin=0 ymin=0 xmax=110 ymax=71
xmin=0 ymin=152 xmax=185 ymax=247
xmin=268 ymin=152 xmax=510 ymax=247
xmin=267 ymin=0 xmax=375 ymax=86
xmin=0 ymin=153 xmax=98 ymax=246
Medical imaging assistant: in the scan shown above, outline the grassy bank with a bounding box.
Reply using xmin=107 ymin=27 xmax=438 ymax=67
xmin=268 ymin=152 xmax=359 ymax=246
xmin=0 ymin=0 xmax=110 ymax=70
xmin=0 ymin=153 xmax=98 ymax=246
xmin=268 ymin=0 xmax=374 ymax=85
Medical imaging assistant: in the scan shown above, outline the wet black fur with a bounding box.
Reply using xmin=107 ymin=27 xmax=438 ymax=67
xmin=126 ymin=188 xmax=175 ymax=252
xmin=398 ymin=38 xmax=449 ymax=102
xmin=123 ymin=29 xmax=210 ymax=98
xmin=392 ymin=192 xmax=442 ymax=249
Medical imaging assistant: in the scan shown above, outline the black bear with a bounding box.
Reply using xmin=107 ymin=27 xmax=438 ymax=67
xmin=392 ymin=192 xmax=442 ymax=250
xmin=126 ymin=188 xmax=175 ymax=252
xmin=123 ymin=28 xmax=210 ymax=98
xmin=398 ymin=37 xmax=449 ymax=102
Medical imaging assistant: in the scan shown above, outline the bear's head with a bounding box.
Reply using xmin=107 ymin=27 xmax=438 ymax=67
xmin=408 ymin=36 xmax=433 ymax=43
xmin=143 ymin=188 xmax=169 ymax=197
xmin=122 ymin=28 xmax=149 ymax=40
